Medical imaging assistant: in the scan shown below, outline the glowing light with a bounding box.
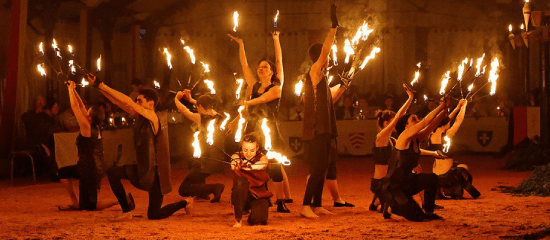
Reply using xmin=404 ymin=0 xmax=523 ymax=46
xmin=509 ymin=24 xmax=513 ymax=32
xmin=206 ymin=119 xmax=216 ymax=145
xmin=328 ymin=75 xmax=333 ymax=84
xmin=52 ymin=39 xmax=62 ymax=59
xmin=183 ymin=46 xmax=196 ymax=64
xmin=261 ymin=118 xmax=272 ymax=151
xmin=233 ymin=11 xmax=239 ymax=32
xmin=235 ymin=106 xmax=246 ymax=142
xmin=204 ymin=80 xmax=216 ymax=94
xmin=359 ymin=47 xmax=381 ymax=70
xmin=351 ymin=22 xmax=374 ymax=46
xmin=331 ymin=44 xmax=338 ymax=66
xmin=201 ymin=62 xmax=210 ymax=73
xmin=488 ymin=57 xmax=500 ymax=96
xmin=81 ymin=78 xmax=89 ymax=87
xmin=424 ymin=95 xmax=428 ymax=102
xmin=37 ymin=64 xmax=46 ymax=77
xmin=68 ymin=45 xmax=73 ymax=54
xmin=236 ymin=78 xmax=244 ymax=99
xmin=521 ymin=24 xmax=525 ymax=30
xmin=69 ymin=60 xmax=76 ymax=75
xmin=219 ymin=112 xmax=231 ymax=131
xmin=457 ymin=58 xmax=469 ymax=81
xmin=154 ymin=80 xmax=161 ymax=89
xmin=274 ymin=10 xmax=279 ymax=28
xmin=180 ymin=39 xmax=185 ymax=45
xmin=411 ymin=70 xmax=420 ymax=86
xmin=439 ymin=71 xmax=451 ymax=95
xmin=443 ymin=136 xmax=451 ymax=153
xmin=192 ymin=131 xmax=201 ymax=158
xmin=344 ymin=39 xmax=354 ymax=64
xmin=468 ymin=83 xmax=474 ymax=92
xmin=294 ymin=80 xmax=303 ymax=97
xmin=475 ymin=54 xmax=486 ymax=77
xmin=39 ymin=42 xmax=44 ymax=55
xmin=266 ymin=151 xmax=291 ymax=166
xmin=163 ymin=48 xmax=172 ymax=70
xmin=96 ymin=55 xmax=102 ymax=72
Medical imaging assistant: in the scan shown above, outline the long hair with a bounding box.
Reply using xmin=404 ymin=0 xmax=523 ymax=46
xmin=258 ymin=58 xmax=281 ymax=85
xmin=395 ymin=113 xmax=412 ymax=135
xmin=376 ymin=110 xmax=396 ymax=129
xmin=89 ymin=106 xmax=105 ymax=127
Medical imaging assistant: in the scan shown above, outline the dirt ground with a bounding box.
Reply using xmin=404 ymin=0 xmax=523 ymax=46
xmin=1 ymin=155 xmax=549 ymax=239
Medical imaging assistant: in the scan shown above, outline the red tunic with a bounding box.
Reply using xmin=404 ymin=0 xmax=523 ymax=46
xmin=233 ymin=152 xmax=273 ymax=199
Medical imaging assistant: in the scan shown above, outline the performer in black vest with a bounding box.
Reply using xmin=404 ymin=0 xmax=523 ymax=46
xmin=381 ymin=98 xmax=447 ymax=221
xmin=369 ymin=84 xmax=413 ymax=212
xmin=227 ymin=31 xmax=291 ymax=213
xmin=58 ymin=81 xmax=118 ymax=211
xmin=427 ymin=99 xmax=480 ymax=199
xmin=88 ymin=74 xmax=193 ymax=220
xmin=230 ymin=133 xmax=273 ymax=227
xmin=175 ymin=92 xmax=225 ymax=203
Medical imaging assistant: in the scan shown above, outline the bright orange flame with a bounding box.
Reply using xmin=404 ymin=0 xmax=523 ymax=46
xmin=192 ymin=131 xmax=201 ymax=158
xmin=236 ymin=78 xmax=244 ymax=99
xmin=154 ymin=80 xmax=160 ymax=89
xmin=68 ymin=45 xmax=73 ymax=54
xmin=443 ymin=136 xmax=451 ymax=153
xmin=233 ymin=11 xmax=239 ymax=32
xmin=204 ymin=80 xmax=216 ymax=94
xmin=81 ymin=78 xmax=89 ymax=87
xmin=351 ymin=22 xmax=373 ymax=45
xmin=183 ymin=46 xmax=196 ymax=64
xmin=411 ymin=71 xmax=420 ymax=86
xmin=439 ymin=71 xmax=451 ymax=95
xmin=359 ymin=47 xmax=381 ymax=70
xmin=274 ymin=10 xmax=279 ymax=23
xmin=457 ymin=57 xmax=469 ymax=81
xmin=509 ymin=24 xmax=513 ymax=32
xmin=96 ymin=55 xmax=102 ymax=72
xmin=37 ymin=64 xmax=46 ymax=77
xmin=266 ymin=151 xmax=291 ymax=166
xmin=235 ymin=106 xmax=246 ymax=142
xmin=475 ymin=54 xmax=486 ymax=77
xmin=294 ymin=79 xmax=303 ymax=96
xmin=39 ymin=42 xmax=44 ymax=55
xmin=344 ymin=39 xmax=354 ymax=64
xmin=261 ymin=118 xmax=272 ymax=151
xmin=206 ymin=119 xmax=216 ymax=145
xmin=488 ymin=57 xmax=500 ymax=96
xmin=331 ymin=44 xmax=338 ymax=66
xmin=163 ymin=48 xmax=172 ymax=70
xmin=201 ymin=62 xmax=210 ymax=73
xmin=220 ymin=112 xmax=231 ymax=130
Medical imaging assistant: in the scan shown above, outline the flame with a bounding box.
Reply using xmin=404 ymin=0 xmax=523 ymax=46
xmin=469 ymin=58 xmax=473 ymax=67
xmin=121 ymin=117 xmax=126 ymax=122
xmin=488 ymin=57 xmax=500 ymax=96
xmin=201 ymin=62 xmax=210 ymax=73
xmin=457 ymin=57 xmax=469 ymax=81
xmin=344 ymin=39 xmax=354 ymax=64
xmin=183 ymin=46 xmax=196 ymax=64
xmin=233 ymin=11 xmax=239 ymax=32
xmin=509 ymin=24 xmax=513 ymax=32
xmin=68 ymin=45 xmax=73 ymax=54
xmin=37 ymin=64 xmax=46 ymax=77
xmin=261 ymin=118 xmax=272 ymax=151
xmin=359 ymin=47 xmax=381 ymax=70
xmin=411 ymin=70 xmax=420 ymax=86
xmin=417 ymin=62 xmax=422 ymax=68
xmin=351 ymin=22 xmax=374 ymax=46
xmin=39 ymin=42 xmax=44 ymax=55
xmin=206 ymin=119 xmax=216 ymax=145
xmin=81 ymin=78 xmax=89 ymax=87
xmin=69 ymin=60 xmax=76 ymax=75
xmin=294 ymin=80 xmax=303 ymax=96
xmin=328 ymin=75 xmax=333 ymax=84
xmin=439 ymin=71 xmax=451 ymax=95
xmin=192 ymin=131 xmax=201 ymax=158
xmin=163 ymin=48 xmax=172 ymax=70
xmin=154 ymin=80 xmax=160 ymax=89
xmin=204 ymin=80 xmax=216 ymax=94
xmin=424 ymin=95 xmax=428 ymax=101
xmin=468 ymin=83 xmax=474 ymax=92
xmin=331 ymin=44 xmax=338 ymax=66
xmin=236 ymin=78 xmax=244 ymax=99
xmin=235 ymin=106 xmax=246 ymax=142
xmin=475 ymin=54 xmax=486 ymax=77
xmin=443 ymin=136 xmax=451 ymax=153
xmin=52 ymin=39 xmax=62 ymax=59
xmin=482 ymin=65 xmax=487 ymax=75
xmin=96 ymin=55 xmax=101 ymax=72
xmin=521 ymin=24 xmax=525 ymax=30
xmin=180 ymin=39 xmax=185 ymax=45
xmin=274 ymin=10 xmax=279 ymax=23
xmin=266 ymin=151 xmax=291 ymax=166
xmin=220 ymin=112 xmax=231 ymax=130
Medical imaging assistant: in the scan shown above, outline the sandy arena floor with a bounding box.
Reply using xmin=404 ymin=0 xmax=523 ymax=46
xmin=1 ymin=155 xmax=549 ymax=239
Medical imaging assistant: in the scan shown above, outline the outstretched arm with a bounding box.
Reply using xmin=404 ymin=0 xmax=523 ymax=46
xmin=99 ymin=89 xmax=136 ymax=116
xmin=74 ymin=89 xmax=88 ymax=117
xmin=446 ymin=100 xmax=468 ymax=138
xmin=174 ymin=91 xmax=200 ymax=124
xmin=272 ymin=31 xmax=284 ymax=83
xmin=399 ymin=102 xmax=445 ymax=141
xmin=310 ymin=28 xmax=337 ymax=86
xmin=228 ymin=34 xmax=257 ymax=87
xmin=377 ymin=84 xmax=414 ymax=144
xmin=67 ymin=81 xmax=90 ymax=134
xmin=331 ymin=85 xmax=346 ymax=103
xmin=418 ymin=109 xmax=448 ymax=141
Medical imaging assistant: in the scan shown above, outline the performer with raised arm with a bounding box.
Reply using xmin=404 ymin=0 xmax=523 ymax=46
xmin=428 ymin=99 xmax=480 ymax=199
xmin=227 ymin=31 xmax=291 ymax=213
xmin=87 ymin=74 xmax=193 ymax=220
xmin=58 ymin=81 xmax=118 ymax=211
xmin=369 ymin=84 xmax=414 ymax=212
xmin=174 ymin=91 xmax=225 ymax=203
xmin=300 ymin=4 xmax=352 ymax=218
xmin=381 ymin=97 xmax=448 ymax=221
xmin=230 ymin=133 xmax=273 ymax=227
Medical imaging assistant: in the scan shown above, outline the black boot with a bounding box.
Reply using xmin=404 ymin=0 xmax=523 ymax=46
xmin=276 ymin=199 xmax=291 ymax=213
xmin=210 ymin=184 xmax=225 ymax=203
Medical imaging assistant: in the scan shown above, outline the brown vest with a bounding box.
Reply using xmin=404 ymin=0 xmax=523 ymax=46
xmin=302 ymin=70 xmax=338 ymax=141
xmin=234 ymin=152 xmax=272 ymax=199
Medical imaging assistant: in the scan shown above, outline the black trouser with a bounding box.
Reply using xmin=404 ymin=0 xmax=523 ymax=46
xmin=267 ymin=160 xmax=284 ymax=183
xmin=303 ymin=134 xmax=335 ymax=207
xmin=78 ymin=158 xmax=98 ymax=211
xmin=404 ymin=173 xmax=439 ymax=213
xmin=232 ymin=177 xmax=269 ymax=225
xmin=178 ymin=165 xmax=221 ymax=198
xmin=107 ymin=165 xmax=187 ymax=219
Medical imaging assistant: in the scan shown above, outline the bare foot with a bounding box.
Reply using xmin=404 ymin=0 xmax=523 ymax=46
xmin=113 ymin=212 xmax=133 ymax=221
xmin=300 ymin=206 xmax=319 ymax=218
xmin=233 ymin=221 xmax=242 ymax=228
xmin=185 ymin=198 xmax=194 ymax=215
xmin=313 ymin=207 xmax=333 ymax=215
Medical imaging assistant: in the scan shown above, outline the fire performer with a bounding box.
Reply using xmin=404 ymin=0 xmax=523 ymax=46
xmin=369 ymin=84 xmax=414 ymax=212
xmin=57 ymin=81 xmax=118 ymax=211
xmin=87 ymin=74 xmax=193 ymax=220
xmin=227 ymin=31 xmax=291 ymax=213
xmin=300 ymin=4 xmax=354 ymax=218
xmin=230 ymin=133 xmax=273 ymax=227
xmin=174 ymin=91 xmax=225 ymax=203
xmin=427 ymin=99 xmax=480 ymax=199
xmin=381 ymin=98 xmax=448 ymax=221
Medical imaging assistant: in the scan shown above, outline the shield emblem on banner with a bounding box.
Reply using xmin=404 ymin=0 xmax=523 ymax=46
xmin=477 ymin=131 xmax=493 ymax=147
xmin=289 ymin=137 xmax=303 ymax=153
xmin=349 ymin=133 xmax=365 ymax=149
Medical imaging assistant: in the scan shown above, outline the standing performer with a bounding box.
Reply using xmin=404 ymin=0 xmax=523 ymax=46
xmin=58 ymin=81 xmax=118 ymax=211
xmin=300 ymin=4 xmax=351 ymax=218
xmin=88 ymin=74 xmax=193 ymax=220
xmin=231 ymin=133 xmax=273 ymax=227
xmin=369 ymin=84 xmax=414 ymax=212
xmin=381 ymin=98 xmax=448 ymax=221
xmin=428 ymin=100 xmax=480 ymax=199
xmin=227 ymin=31 xmax=291 ymax=212
xmin=174 ymin=91 xmax=225 ymax=203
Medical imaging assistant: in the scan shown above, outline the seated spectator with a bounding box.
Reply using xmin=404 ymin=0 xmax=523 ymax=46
xmin=380 ymin=95 xmax=398 ymax=112
xmin=336 ymin=96 xmax=355 ymax=120
xmin=35 ymin=98 xmax=62 ymax=181
xmin=353 ymin=98 xmax=373 ymax=119
xmin=366 ymin=84 xmax=381 ymax=107
xmin=497 ymin=92 xmax=514 ymax=118
xmin=288 ymin=98 xmax=304 ymax=121
xmin=21 ymin=95 xmax=45 ymax=148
